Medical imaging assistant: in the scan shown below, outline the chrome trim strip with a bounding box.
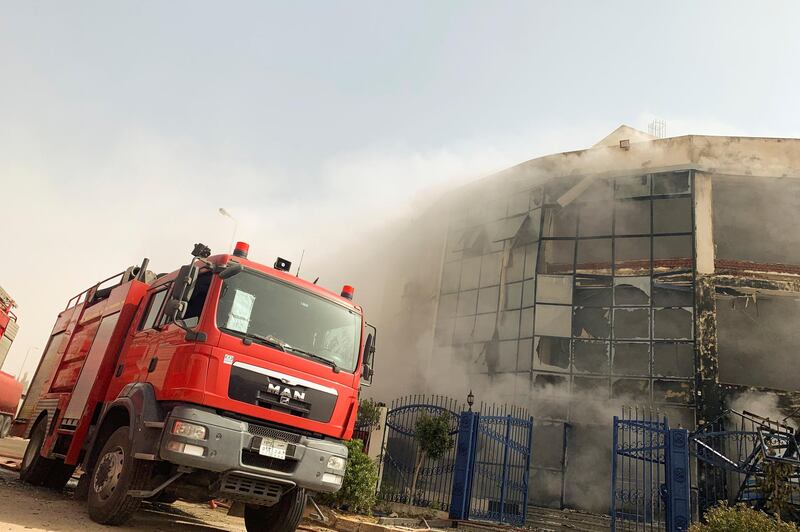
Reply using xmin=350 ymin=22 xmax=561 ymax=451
xmin=232 ymin=361 xmax=339 ymax=396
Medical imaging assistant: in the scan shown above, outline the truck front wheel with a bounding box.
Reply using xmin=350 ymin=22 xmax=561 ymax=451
xmin=19 ymin=417 xmax=54 ymax=486
xmin=244 ymin=487 xmax=307 ymax=532
xmin=86 ymin=426 xmax=152 ymax=525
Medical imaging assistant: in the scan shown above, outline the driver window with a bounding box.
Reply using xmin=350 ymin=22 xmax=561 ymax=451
xmin=182 ymin=272 xmax=212 ymax=328
xmin=140 ymin=289 xmax=167 ymax=331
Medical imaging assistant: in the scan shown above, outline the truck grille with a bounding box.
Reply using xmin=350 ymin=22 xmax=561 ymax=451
xmin=246 ymin=423 xmax=301 ymax=444
xmin=218 ymin=473 xmax=284 ymax=505
xmin=241 ymin=450 xmax=298 ymax=473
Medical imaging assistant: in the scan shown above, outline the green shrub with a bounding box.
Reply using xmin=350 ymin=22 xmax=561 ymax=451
xmin=356 ymin=398 xmax=382 ymax=430
xmin=319 ymin=439 xmax=378 ymax=514
xmin=690 ymin=502 xmax=799 ymax=532
xmin=409 ymin=412 xmax=455 ymax=503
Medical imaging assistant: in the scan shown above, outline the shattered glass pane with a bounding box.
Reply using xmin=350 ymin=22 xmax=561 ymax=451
xmin=613 ymin=308 xmax=650 ymax=339
xmin=517 ymin=338 xmax=533 ymax=371
xmin=578 ymin=201 xmax=613 ymax=237
xmin=614 ymin=237 xmax=651 ymax=275
xmin=574 ymin=275 xmax=612 ymax=307
xmin=653 ymin=307 xmax=693 ymax=340
xmin=542 ymin=204 xmax=579 ymax=237
xmin=653 ymin=197 xmax=692 ymax=234
xmin=524 ymin=242 xmax=539 ymax=279
xmin=573 ymin=307 xmax=611 ymax=339
xmin=533 ymin=373 xmax=569 ymax=393
xmin=614 ymin=276 xmax=650 ymax=305
xmin=489 ymin=214 xmax=528 ymax=242
xmin=476 ymin=286 xmax=499 ymax=314
xmin=517 ymin=213 xmax=541 ymax=244
xmin=615 ymin=175 xmax=651 ymax=199
xmin=535 ymin=304 xmax=572 ymax=337
xmin=614 ymin=199 xmax=651 ymax=235
xmin=479 ymin=253 xmax=503 ymax=287
xmin=504 ymin=282 xmax=523 ymax=310
xmin=653 ymin=342 xmax=694 ymax=377
xmin=653 ymin=280 xmax=694 ymax=307
xmin=457 ymin=289 xmax=478 ymax=316
xmin=536 ymin=275 xmax=573 ymax=304
xmin=612 ymin=378 xmax=650 ymax=401
xmin=533 ymin=336 xmax=571 ymax=371
xmin=576 ymin=238 xmax=612 ymax=274
xmin=498 ymin=310 xmax=521 ymax=340
xmin=460 ymin=256 xmax=481 ymax=290
xmin=653 ymin=380 xmax=693 ymax=404
xmin=520 ymin=307 xmax=535 ymax=338
xmin=613 ymin=342 xmax=650 ymax=376
xmin=652 ymin=171 xmax=690 ymax=195
xmin=438 ymin=293 xmax=458 ymax=318
xmin=506 ymin=246 xmax=525 ymax=283
xmin=441 ymin=262 xmax=461 ymax=294
xmin=538 ymin=240 xmax=576 ymax=275
xmin=473 ymin=313 xmax=496 ymax=342
xmin=573 ymin=340 xmax=610 ymax=373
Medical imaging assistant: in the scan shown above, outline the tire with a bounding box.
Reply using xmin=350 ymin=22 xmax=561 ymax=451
xmin=86 ymin=426 xmax=153 ymax=525
xmin=44 ymin=459 xmax=76 ymax=491
xmin=244 ymin=488 xmax=306 ymax=532
xmin=19 ymin=417 xmax=55 ymax=486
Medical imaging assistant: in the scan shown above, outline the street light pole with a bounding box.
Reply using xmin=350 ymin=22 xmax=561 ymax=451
xmin=218 ymin=208 xmax=238 ymax=252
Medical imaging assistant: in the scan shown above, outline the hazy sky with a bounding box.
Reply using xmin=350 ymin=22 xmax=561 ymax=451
xmin=2 ymin=1 xmax=799 ymax=378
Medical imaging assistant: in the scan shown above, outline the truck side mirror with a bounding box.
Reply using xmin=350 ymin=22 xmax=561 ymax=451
xmin=164 ymin=264 xmax=198 ymax=323
xmin=361 ymin=326 xmax=376 ymax=387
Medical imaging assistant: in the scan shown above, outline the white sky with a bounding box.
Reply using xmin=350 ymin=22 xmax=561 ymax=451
xmin=2 ymin=1 xmax=800 ymax=379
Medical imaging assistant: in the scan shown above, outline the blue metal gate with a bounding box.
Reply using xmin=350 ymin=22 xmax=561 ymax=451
xmin=450 ymin=404 xmax=533 ymax=526
xmin=611 ymin=407 xmax=690 ymax=532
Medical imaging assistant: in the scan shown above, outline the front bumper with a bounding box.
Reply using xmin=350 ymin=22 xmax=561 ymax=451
xmin=159 ymin=406 xmax=348 ymax=498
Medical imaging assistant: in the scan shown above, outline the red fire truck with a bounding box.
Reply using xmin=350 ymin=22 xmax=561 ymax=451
xmin=13 ymin=242 xmax=376 ymax=532
xmin=0 ymin=285 xmax=19 ymax=369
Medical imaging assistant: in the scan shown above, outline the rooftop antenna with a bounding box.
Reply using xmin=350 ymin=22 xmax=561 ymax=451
xmin=648 ymin=119 xmax=667 ymax=139
xmin=296 ymin=249 xmax=305 ymax=277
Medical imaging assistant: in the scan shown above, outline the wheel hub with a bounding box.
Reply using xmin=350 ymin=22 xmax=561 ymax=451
xmin=93 ymin=446 xmax=125 ymax=501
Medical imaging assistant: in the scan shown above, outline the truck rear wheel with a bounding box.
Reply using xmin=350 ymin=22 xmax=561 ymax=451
xmin=19 ymin=417 xmax=54 ymax=486
xmin=244 ymin=488 xmax=306 ymax=532
xmin=87 ymin=426 xmax=152 ymax=525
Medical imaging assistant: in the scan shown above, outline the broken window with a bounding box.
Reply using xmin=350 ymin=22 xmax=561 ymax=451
xmin=573 ymin=340 xmax=610 ymax=373
xmin=460 ymin=256 xmax=481 ymax=290
xmin=653 ymin=308 xmax=693 ymax=340
xmin=533 ymin=336 xmax=571 ymax=371
xmin=613 ymin=342 xmax=650 ymax=376
xmin=615 ymin=175 xmax=651 ymax=199
xmin=538 ymin=240 xmax=576 ymax=275
xmin=520 ymin=307 xmax=535 ymax=338
xmin=613 ymin=308 xmax=650 ymax=339
xmin=572 ymin=376 xmax=610 ymax=397
xmin=614 ymin=199 xmax=651 ymax=235
xmin=653 ymin=197 xmax=692 ymax=234
xmin=614 ymin=276 xmax=650 ymax=305
xmin=653 ymin=342 xmax=694 ymax=378
xmin=574 ymin=275 xmax=613 ymax=307
xmin=524 ymin=243 xmax=539 ymax=279
xmin=652 ymin=279 xmax=694 ymax=307
xmin=438 ymin=293 xmax=458 ymax=318
xmin=653 ymin=380 xmax=693 ymax=404
xmin=536 ymin=275 xmax=573 ymax=304
xmin=578 ymin=201 xmax=613 ymax=237
xmin=479 ymin=252 xmax=503 ymax=287
xmin=522 ymin=278 xmax=536 ymax=308
xmin=612 ymin=378 xmax=650 ymax=401
xmin=457 ymin=289 xmax=478 ymax=316
xmin=497 ymin=340 xmax=519 ymax=372
xmin=533 ymin=372 xmax=569 ymax=391
xmin=473 ymin=313 xmax=496 ymax=342
xmin=506 ymin=246 xmax=525 ymax=283
xmin=576 ymin=238 xmax=612 ymax=274
xmin=542 ymin=205 xmax=579 ymax=237
xmin=489 ymin=214 xmax=528 ymax=242
xmin=614 ymin=237 xmax=651 ymax=275
xmin=504 ymin=282 xmax=523 ymax=310
xmin=535 ymin=304 xmax=572 ymax=337
xmin=573 ymin=307 xmax=611 ymax=339
xmin=652 ymin=171 xmax=690 ymax=195
xmin=453 ymin=315 xmax=475 ymax=344
xmin=441 ymin=262 xmax=461 ymax=294
xmin=517 ymin=338 xmax=533 ymax=371
xmin=517 ymin=211 xmax=542 ymax=244
xmin=476 ymin=286 xmax=499 ymax=314
xmin=498 ymin=310 xmax=521 ymax=340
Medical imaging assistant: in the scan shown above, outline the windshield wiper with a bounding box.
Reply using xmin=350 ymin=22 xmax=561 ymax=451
xmin=222 ymin=328 xmax=287 ymax=352
xmin=284 ymin=346 xmax=340 ymax=373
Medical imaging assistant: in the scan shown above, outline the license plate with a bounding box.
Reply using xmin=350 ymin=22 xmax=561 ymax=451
xmin=259 ymin=437 xmax=288 ymax=460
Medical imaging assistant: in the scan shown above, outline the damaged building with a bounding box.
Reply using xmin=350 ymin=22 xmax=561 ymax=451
xmin=368 ymin=125 xmax=800 ymax=512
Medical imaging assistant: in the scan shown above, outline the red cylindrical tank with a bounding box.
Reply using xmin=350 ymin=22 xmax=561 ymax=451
xmin=0 ymin=371 xmax=22 ymax=437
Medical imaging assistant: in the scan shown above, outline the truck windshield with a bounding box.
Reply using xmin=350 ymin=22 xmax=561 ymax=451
xmin=216 ymin=270 xmax=361 ymax=373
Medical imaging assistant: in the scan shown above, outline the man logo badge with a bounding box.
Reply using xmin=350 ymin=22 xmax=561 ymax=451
xmin=267 ymin=383 xmax=306 ymax=404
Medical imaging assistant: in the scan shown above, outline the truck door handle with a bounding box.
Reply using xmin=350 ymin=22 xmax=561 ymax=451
xmin=115 ymin=364 xmax=124 ymax=377
xmin=147 ymin=357 xmax=158 ymax=373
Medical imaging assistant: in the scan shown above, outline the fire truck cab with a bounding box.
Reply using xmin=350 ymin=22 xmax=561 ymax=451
xmin=14 ymin=243 xmax=376 ymax=532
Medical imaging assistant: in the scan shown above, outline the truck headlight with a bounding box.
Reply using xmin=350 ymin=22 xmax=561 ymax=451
xmin=327 ymin=456 xmax=347 ymax=471
xmin=171 ymin=421 xmax=207 ymax=440
xmin=322 ymin=473 xmax=344 ymax=485
xmin=166 ymin=441 xmax=206 ymax=457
